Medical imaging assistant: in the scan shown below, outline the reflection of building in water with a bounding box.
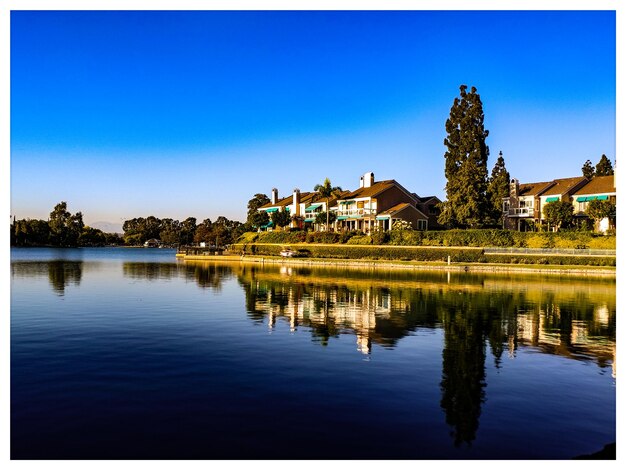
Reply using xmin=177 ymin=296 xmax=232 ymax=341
xmin=511 ymin=304 xmax=615 ymax=372
xmin=242 ymin=267 xmax=615 ymax=365
xmin=254 ymin=283 xmax=405 ymax=355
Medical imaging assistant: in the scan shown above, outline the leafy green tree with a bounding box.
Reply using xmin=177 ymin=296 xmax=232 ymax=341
xmin=486 ymin=151 xmax=510 ymax=225
xmin=49 ymin=202 xmax=84 ymax=247
xmin=586 ymin=199 xmax=616 ymax=230
xmin=581 ymin=160 xmax=595 ymax=179
xmin=104 ymin=232 xmax=124 ymax=245
xmin=543 ymin=200 xmax=574 ymax=231
xmin=271 ymin=209 xmax=291 ymax=229
xmin=13 ymin=218 xmax=50 ymax=246
xmin=250 ymin=210 xmax=270 ymax=230
xmin=180 ymin=217 xmax=197 ymax=245
xmin=595 ymin=154 xmax=614 ymax=176
xmin=247 ymin=193 xmax=271 ymax=226
xmin=439 ymin=85 xmax=490 ymax=228
xmin=194 ymin=218 xmax=213 ymax=244
xmin=78 ymin=227 xmax=107 ymax=246
xmin=314 ymin=211 xmax=337 ymax=227
xmin=314 ymin=178 xmax=343 ymax=231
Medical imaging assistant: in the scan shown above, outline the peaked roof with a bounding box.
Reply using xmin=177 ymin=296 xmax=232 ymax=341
xmin=341 ymin=179 xmax=417 ymax=201
xmin=415 ymin=195 xmax=442 ymax=204
xmin=573 ymin=175 xmax=616 ymax=195
xmin=377 ymin=202 xmax=427 ymax=219
xmin=517 ymin=181 xmax=554 ymax=197
xmin=540 ymin=176 xmax=588 ymax=196
xmin=259 ymin=189 xmax=352 ymax=210
xmin=259 ymin=191 xmax=314 ymax=209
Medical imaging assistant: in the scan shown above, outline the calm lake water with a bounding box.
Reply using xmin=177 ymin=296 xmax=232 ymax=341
xmin=11 ymin=247 xmax=616 ymax=459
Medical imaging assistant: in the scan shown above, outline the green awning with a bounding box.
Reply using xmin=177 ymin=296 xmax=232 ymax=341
xmin=586 ymin=196 xmax=598 ymax=201
xmin=264 ymin=207 xmax=278 ymax=213
xmin=597 ymin=195 xmax=609 ymax=200
xmin=339 ymin=201 xmax=352 ymax=205
xmin=305 ymin=203 xmax=322 ymax=212
xmin=304 ymin=218 xmax=315 ymax=223
xmin=376 ymin=215 xmax=390 ymax=220
xmin=337 ymin=216 xmax=348 ymax=220
xmin=545 ymin=197 xmax=559 ymax=202
xmin=285 ymin=207 xmax=290 ymax=211
xmin=576 ymin=196 xmax=588 ymax=202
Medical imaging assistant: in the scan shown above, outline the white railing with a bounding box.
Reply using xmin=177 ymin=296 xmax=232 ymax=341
xmin=336 ymin=208 xmax=375 ymax=217
xmin=505 ymin=207 xmax=533 ymax=216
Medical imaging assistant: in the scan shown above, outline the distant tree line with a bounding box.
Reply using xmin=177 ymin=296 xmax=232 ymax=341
xmin=11 ymin=201 xmax=248 ymax=248
xmin=122 ymin=215 xmax=248 ymax=246
xmin=11 ymin=202 xmax=124 ymax=247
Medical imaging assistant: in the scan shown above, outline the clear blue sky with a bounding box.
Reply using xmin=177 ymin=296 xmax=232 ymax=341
xmin=11 ymin=10 xmax=615 ymax=226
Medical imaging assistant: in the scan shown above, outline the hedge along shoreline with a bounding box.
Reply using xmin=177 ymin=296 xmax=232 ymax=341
xmin=229 ymin=243 xmax=615 ymax=266
xmin=230 ymin=243 xmax=484 ymax=262
xmin=237 ymin=229 xmax=616 ymax=250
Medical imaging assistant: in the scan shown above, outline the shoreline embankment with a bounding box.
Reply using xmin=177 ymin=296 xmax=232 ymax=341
xmin=176 ymin=253 xmax=616 ymax=276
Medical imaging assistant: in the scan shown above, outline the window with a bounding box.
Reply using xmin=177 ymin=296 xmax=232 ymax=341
xmin=417 ymin=220 xmax=427 ymax=231
xmin=503 ymin=201 xmax=510 ymax=212
xmin=357 ymin=201 xmax=364 ymax=209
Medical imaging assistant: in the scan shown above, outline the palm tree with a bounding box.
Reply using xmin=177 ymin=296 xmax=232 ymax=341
xmin=314 ymin=178 xmax=343 ymax=231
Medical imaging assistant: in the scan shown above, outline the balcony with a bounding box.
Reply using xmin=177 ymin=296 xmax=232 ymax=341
xmin=505 ymin=207 xmax=533 ymax=217
xmin=336 ymin=208 xmax=375 ymax=218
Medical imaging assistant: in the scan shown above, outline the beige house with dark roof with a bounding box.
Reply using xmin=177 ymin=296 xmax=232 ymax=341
xmin=503 ymin=176 xmax=589 ymax=231
xmin=335 ymin=172 xmax=428 ymax=233
xmin=258 ymin=187 xmax=350 ymax=230
xmin=572 ymin=175 xmax=616 ymax=233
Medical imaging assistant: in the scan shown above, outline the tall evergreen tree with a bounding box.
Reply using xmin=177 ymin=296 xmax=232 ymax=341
xmin=581 ymin=160 xmax=595 ymax=179
xmin=595 ymin=154 xmax=614 ymax=176
xmin=486 ymin=151 xmax=510 ymax=225
xmin=438 ymin=85 xmax=490 ymax=228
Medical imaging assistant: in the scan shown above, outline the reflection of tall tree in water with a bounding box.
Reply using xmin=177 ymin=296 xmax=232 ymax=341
xmin=47 ymin=260 xmax=83 ymax=295
xmin=123 ymin=262 xmax=180 ymax=280
xmin=122 ymin=262 xmax=232 ymax=290
xmin=439 ymin=290 xmax=523 ymax=446
xmin=183 ymin=263 xmax=232 ymax=290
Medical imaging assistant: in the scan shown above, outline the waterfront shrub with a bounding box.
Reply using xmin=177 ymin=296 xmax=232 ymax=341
xmin=305 ymin=232 xmax=342 ymax=244
xmin=587 ymin=236 xmax=616 ymax=249
xmin=235 ymin=230 xmax=616 ymax=250
xmin=230 ymin=243 xmax=484 ymax=262
xmin=525 ymin=234 xmax=552 ymax=249
xmin=484 ymin=254 xmax=615 ymax=266
xmin=347 ymin=235 xmax=373 ymax=245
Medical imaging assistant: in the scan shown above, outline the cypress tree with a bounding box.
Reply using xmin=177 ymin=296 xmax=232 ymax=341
xmin=487 ymin=151 xmax=510 ymax=225
xmin=595 ymin=154 xmax=614 ymax=176
xmin=581 ymin=160 xmax=595 ymax=179
xmin=439 ymin=85 xmax=490 ymax=228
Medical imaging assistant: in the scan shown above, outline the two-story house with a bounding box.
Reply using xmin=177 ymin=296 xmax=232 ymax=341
xmin=503 ymin=176 xmax=589 ymax=231
xmin=503 ymin=179 xmax=554 ymax=231
xmin=572 ymin=175 xmax=616 ymax=233
xmin=335 ymin=172 xmax=428 ymax=233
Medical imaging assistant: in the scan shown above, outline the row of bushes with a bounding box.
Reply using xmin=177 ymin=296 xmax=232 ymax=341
xmin=231 ymin=243 xmax=485 ymax=262
xmin=236 ymin=229 xmax=616 ymax=249
xmin=483 ymin=254 xmax=616 ymax=267
xmin=230 ymin=242 xmax=616 ymax=266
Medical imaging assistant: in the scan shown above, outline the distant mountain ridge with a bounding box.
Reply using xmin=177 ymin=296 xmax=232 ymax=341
xmin=89 ymin=221 xmax=123 ymax=234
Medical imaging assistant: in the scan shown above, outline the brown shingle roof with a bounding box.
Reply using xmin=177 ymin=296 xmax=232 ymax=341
xmin=573 ymin=175 xmax=616 ymax=195
xmin=378 ymin=202 xmax=427 ymax=219
xmin=540 ymin=176 xmax=588 ymax=196
xmin=259 ymin=191 xmax=314 ymax=209
xmin=342 ymin=180 xmax=416 ymax=201
xmin=518 ymin=181 xmax=554 ymax=197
